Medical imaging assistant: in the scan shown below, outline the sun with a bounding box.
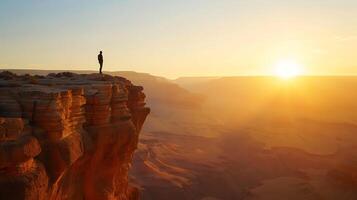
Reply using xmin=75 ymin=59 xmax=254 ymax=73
xmin=274 ymin=59 xmax=303 ymax=79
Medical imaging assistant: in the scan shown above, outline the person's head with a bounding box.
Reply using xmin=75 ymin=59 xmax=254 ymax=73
xmin=100 ymin=51 xmax=102 ymax=54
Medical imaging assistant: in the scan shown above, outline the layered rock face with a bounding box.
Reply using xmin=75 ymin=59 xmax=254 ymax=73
xmin=0 ymin=72 xmax=150 ymax=200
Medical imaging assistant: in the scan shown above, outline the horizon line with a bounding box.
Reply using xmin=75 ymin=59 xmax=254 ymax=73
xmin=2 ymin=68 xmax=357 ymax=80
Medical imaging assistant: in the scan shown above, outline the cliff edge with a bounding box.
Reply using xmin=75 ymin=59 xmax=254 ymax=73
xmin=0 ymin=71 xmax=150 ymax=200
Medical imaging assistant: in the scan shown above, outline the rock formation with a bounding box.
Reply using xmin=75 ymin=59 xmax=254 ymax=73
xmin=0 ymin=71 xmax=150 ymax=200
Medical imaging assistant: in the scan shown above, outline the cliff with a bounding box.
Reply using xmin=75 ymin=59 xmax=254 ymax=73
xmin=0 ymin=71 xmax=150 ymax=200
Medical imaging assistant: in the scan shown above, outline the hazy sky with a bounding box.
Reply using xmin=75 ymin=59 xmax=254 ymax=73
xmin=1 ymin=0 xmax=356 ymax=78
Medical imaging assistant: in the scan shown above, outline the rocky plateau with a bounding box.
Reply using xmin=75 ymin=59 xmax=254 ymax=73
xmin=0 ymin=71 xmax=150 ymax=200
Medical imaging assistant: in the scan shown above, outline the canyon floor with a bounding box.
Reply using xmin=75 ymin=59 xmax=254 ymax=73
xmin=129 ymin=75 xmax=357 ymax=200
xmin=131 ymin=118 xmax=357 ymax=200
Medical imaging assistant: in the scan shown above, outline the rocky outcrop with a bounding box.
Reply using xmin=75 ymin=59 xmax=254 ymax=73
xmin=0 ymin=72 xmax=150 ymax=200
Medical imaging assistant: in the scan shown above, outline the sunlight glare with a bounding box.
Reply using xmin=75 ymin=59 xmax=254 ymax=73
xmin=274 ymin=59 xmax=303 ymax=79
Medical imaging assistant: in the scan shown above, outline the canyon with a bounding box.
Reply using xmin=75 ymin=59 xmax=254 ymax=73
xmin=0 ymin=71 xmax=150 ymax=200
xmin=2 ymin=70 xmax=357 ymax=200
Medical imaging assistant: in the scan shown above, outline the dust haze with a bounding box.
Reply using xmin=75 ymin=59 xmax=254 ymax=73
xmin=6 ymin=70 xmax=357 ymax=200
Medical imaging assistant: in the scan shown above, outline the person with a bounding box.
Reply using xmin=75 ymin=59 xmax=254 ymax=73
xmin=98 ymin=51 xmax=103 ymax=74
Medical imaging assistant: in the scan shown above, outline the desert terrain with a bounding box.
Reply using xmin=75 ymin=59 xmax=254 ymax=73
xmin=5 ymin=70 xmax=357 ymax=200
xmin=132 ymin=75 xmax=357 ymax=200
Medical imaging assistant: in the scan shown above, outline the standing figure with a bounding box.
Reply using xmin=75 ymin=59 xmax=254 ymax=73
xmin=98 ymin=51 xmax=103 ymax=74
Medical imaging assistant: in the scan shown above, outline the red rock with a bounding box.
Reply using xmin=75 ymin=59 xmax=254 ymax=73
xmin=0 ymin=73 xmax=150 ymax=200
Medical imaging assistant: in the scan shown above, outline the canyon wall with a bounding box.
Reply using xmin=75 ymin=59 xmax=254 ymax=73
xmin=0 ymin=72 xmax=150 ymax=200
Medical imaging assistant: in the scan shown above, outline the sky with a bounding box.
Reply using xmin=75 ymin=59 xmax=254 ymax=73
xmin=0 ymin=0 xmax=357 ymax=78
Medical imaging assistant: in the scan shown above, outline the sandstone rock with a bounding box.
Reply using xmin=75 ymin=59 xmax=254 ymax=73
xmin=0 ymin=159 xmax=48 ymax=200
xmin=0 ymin=72 xmax=150 ymax=200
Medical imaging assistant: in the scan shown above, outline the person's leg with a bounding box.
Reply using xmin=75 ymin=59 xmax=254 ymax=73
xmin=99 ymin=62 xmax=103 ymax=74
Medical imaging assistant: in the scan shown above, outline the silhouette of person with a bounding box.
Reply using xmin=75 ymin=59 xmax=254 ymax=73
xmin=98 ymin=51 xmax=103 ymax=74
